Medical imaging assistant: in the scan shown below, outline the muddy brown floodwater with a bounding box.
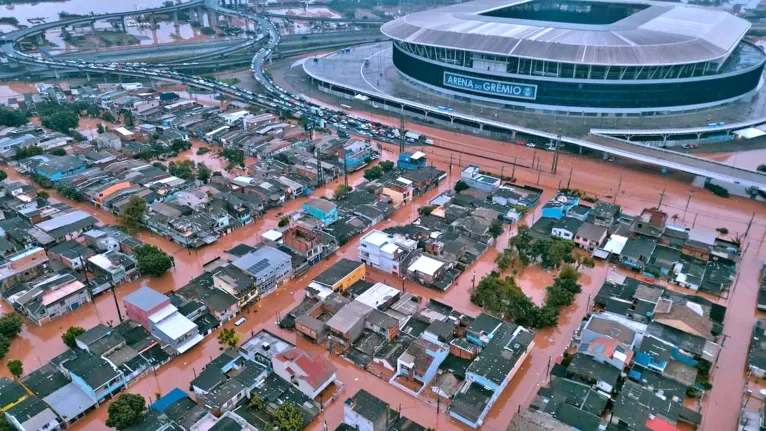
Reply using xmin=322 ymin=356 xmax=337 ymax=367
xmin=1 ymin=123 xmax=764 ymax=430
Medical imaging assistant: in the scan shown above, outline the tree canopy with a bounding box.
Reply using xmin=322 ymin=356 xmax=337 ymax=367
xmin=0 ymin=107 xmax=29 ymax=127
xmin=218 ymin=328 xmax=239 ymax=349
xmin=7 ymin=360 xmax=22 ymax=379
xmin=197 ymin=163 xmax=211 ymax=184
xmin=168 ymin=160 xmax=195 ymax=180
xmin=334 ymin=184 xmax=352 ymax=200
xmin=106 ymin=393 xmax=146 ymax=430
xmin=363 ymin=165 xmax=384 ymax=181
xmin=120 ymin=196 xmax=146 ymax=234
xmin=62 ymin=326 xmax=86 ymax=348
xmin=454 ymin=180 xmax=469 ymax=193
xmin=135 ymin=245 xmax=173 ymax=277
xmin=271 ymin=402 xmax=304 ymax=431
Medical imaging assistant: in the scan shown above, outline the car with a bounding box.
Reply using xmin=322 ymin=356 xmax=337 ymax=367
xmin=235 ymin=317 xmax=246 ymax=326
xmin=526 ymin=143 xmax=536 ymax=148
xmin=681 ymin=144 xmax=690 ymax=149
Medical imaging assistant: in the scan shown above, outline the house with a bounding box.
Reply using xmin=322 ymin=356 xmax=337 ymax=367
xmin=302 ymin=198 xmax=339 ymax=227
xmin=581 ymin=315 xmax=638 ymax=348
xmin=397 ymin=151 xmax=427 ymax=170
xmin=406 ymin=254 xmax=452 ymax=291
xmin=394 ymin=337 xmax=449 ymax=388
xmin=451 ymin=323 xmax=534 ymax=429
xmin=551 ymin=217 xmax=583 ymax=241
xmin=190 ymin=367 xmax=247 ymax=415
xmin=635 ymin=335 xmax=672 ymax=373
xmin=87 ymin=251 xmax=138 ymax=286
xmin=175 ymin=190 xmax=209 ymax=211
xmin=610 ymin=380 xmax=684 ymax=431
xmin=311 ymin=258 xmax=366 ymax=293
xmin=0 ymin=247 xmax=49 ymax=294
xmin=34 ymin=210 xmax=98 ymax=243
xmin=621 ymin=237 xmax=657 ymax=270
xmin=575 ymin=222 xmax=608 ymax=251
xmin=591 ymin=201 xmax=621 ymax=227
xmin=566 ymin=353 xmax=620 ymax=393
xmin=466 ymin=313 xmax=503 ymax=347
xmin=272 ymin=348 xmax=337 ymax=399
xmin=749 ymin=319 xmax=766 ymax=378
xmin=460 ymin=165 xmax=500 ymax=193
xmin=631 ymin=208 xmax=668 ymax=238
xmin=213 ymin=264 xmax=258 ymax=307
xmin=281 ymin=225 xmax=322 ymax=265
xmin=231 ymin=246 xmax=292 ymax=297
xmin=327 ymin=301 xmax=373 ymax=349
xmin=382 ymin=178 xmax=413 ymax=207
xmin=239 ymin=329 xmax=295 ymax=367
xmin=342 ymin=390 xmax=395 ymax=431
xmin=580 ymin=337 xmax=633 ymax=370
xmin=174 ymin=273 xmax=240 ymax=323
xmin=7 ymin=274 xmax=90 ymax=326
xmin=359 ymin=230 xmax=413 ymax=276
xmin=124 ymin=286 xmax=203 ymax=354
xmin=541 ymin=193 xmax=580 ymax=220
xmin=32 ymin=155 xmax=86 ymax=182
xmin=5 ymin=396 xmax=61 ymax=431
xmin=60 ymin=350 xmax=126 ymax=403
xmin=0 ymin=377 xmax=29 ymax=412
xmin=339 ymin=140 xmax=374 ymax=171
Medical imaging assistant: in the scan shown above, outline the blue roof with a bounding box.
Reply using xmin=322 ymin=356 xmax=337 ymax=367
xmin=151 ymin=388 xmax=188 ymax=412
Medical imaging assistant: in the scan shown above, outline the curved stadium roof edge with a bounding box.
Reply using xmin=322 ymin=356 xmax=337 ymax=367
xmin=381 ymin=0 xmax=752 ymax=66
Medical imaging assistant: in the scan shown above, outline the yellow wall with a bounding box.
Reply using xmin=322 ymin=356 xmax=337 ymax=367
xmin=383 ymin=187 xmax=406 ymax=207
xmin=333 ymin=264 xmax=366 ymax=292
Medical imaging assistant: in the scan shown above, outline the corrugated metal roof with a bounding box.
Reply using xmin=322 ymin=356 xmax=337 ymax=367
xmin=381 ymin=0 xmax=750 ymax=66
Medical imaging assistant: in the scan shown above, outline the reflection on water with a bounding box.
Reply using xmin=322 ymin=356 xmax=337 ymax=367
xmin=3 ymin=0 xmax=177 ymax=24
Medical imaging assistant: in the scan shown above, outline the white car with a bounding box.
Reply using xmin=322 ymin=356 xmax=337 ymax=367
xmin=526 ymin=143 xmax=536 ymax=148
xmin=234 ymin=317 xmax=246 ymax=326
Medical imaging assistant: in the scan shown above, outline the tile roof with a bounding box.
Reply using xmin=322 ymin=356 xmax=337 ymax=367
xmin=275 ymin=348 xmax=337 ymax=391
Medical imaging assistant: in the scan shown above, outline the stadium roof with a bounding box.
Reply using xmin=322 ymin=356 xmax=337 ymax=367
xmin=381 ymin=0 xmax=751 ymax=66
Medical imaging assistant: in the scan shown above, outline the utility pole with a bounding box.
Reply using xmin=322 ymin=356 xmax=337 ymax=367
xmin=614 ymin=171 xmax=622 ymax=204
xmin=745 ymin=212 xmax=756 ymax=238
xmin=657 ymin=189 xmax=666 ymax=209
xmin=511 ymin=156 xmax=517 ymax=180
xmin=109 ymin=280 xmax=123 ymax=323
xmin=343 ymin=155 xmax=348 ymax=188
xmin=399 ymin=110 xmax=405 ymax=154
xmin=683 ymin=190 xmax=694 ymax=222
xmin=566 ymin=167 xmax=573 ymax=189
xmin=500 ymin=165 xmax=505 ymax=180
xmin=550 ymin=134 xmax=561 ymax=174
xmin=315 ymin=148 xmax=324 ymax=187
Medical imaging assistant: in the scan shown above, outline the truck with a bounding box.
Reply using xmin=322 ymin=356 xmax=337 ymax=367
xmin=405 ymin=131 xmax=422 ymax=143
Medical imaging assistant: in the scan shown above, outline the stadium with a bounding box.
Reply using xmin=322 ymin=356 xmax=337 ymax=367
xmin=380 ymin=0 xmax=766 ymax=114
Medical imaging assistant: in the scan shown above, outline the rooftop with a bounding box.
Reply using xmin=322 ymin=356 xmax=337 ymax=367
xmin=312 ymin=258 xmax=364 ymax=287
xmin=383 ymin=0 xmax=751 ymax=66
xmin=124 ymin=286 xmax=169 ymax=312
xmin=327 ymin=301 xmax=374 ymax=334
xmin=467 ymin=323 xmax=533 ymax=386
xmin=240 ymin=329 xmax=296 ymax=365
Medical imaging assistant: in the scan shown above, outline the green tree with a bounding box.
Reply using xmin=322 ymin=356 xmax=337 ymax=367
xmin=36 ymin=190 xmax=49 ymax=200
xmin=123 ymin=111 xmax=134 ymax=127
xmin=220 ymin=149 xmax=245 ymax=170
xmin=97 ymin=123 xmax=105 ymax=134
xmin=57 ymin=185 xmax=86 ymax=202
xmin=379 ymin=160 xmax=395 ymax=172
xmin=454 ymin=180 xmax=469 ymax=193
xmin=716 ymin=227 xmax=729 ymax=235
xmin=363 ymin=165 xmax=384 ymax=181
xmin=545 ymin=284 xmax=575 ymax=307
xmin=418 ymin=205 xmax=435 ymax=216
xmin=758 ymin=164 xmax=766 ymax=173
xmin=533 ymin=304 xmax=561 ymax=328
xmin=0 ymin=107 xmax=28 ymax=127
xmin=197 ymin=163 xmax=211 ymax=183
xmin=7 ymin=360 xmax=22 ymax=379
xmin=105 ymin=393 xmax=146 ymax=430
xmin=249 ymin=393 xmax=264 ymax=411
xmin=168 ymin=160 xmax=195 ymax=180
xmin=271 ymin=402 xmax=304 ymax=431
xmin=217 ymin=328 xmax=239 ymax=349
xmin=278 ymin=216 xmax=290 ymax=228
xmin=14 ymin=146 xmax=43 ymax=161
xmin=62 ymin=326 xmax=86 ymax=348
xmin=573 ymin=255 xmax=595 ymax=270
xmin=0 ymin=335 xmax=10 ymax=361
xmin=170 ymin=139 xmax=191 ymax=153
xmin=47 ymin=148 xmax=66 ymax=156
xmin=120 ymin=196 xmax=146 ymax=234
xmin=489 ymin=219 xmax=504 ymax=238
xmin=41 ymin=110 xmax=79 ymax=134
xmin=135 ymin=245 xmax=173 ymax=277
xmin=0 ymin=415 xmax=14 ymax=431
xmin=334 ymin=184 xmax=352 ymax=200
xmin=494 ymin=249 xmax=512 ymax=272
xmin=0 ymin=170 xmax=6 ymax=182
xmin=0 ymin=313 xmax=23 ymax=339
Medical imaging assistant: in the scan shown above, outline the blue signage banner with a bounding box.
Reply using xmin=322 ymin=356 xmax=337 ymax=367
xmin=443 ymin=72 xmax=537 ymax=100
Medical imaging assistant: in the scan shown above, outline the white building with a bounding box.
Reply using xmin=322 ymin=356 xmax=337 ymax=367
xmin=359 ymin=230 xmax=415 ymax=276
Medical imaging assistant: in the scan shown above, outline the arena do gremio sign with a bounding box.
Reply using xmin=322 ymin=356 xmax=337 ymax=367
xmin=443 ymin=72 xmax=537 ymax=100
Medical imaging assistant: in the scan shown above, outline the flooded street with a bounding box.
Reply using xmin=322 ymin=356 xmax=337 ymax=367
xmin=0 ymin=105 xmax=764 ymax=430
